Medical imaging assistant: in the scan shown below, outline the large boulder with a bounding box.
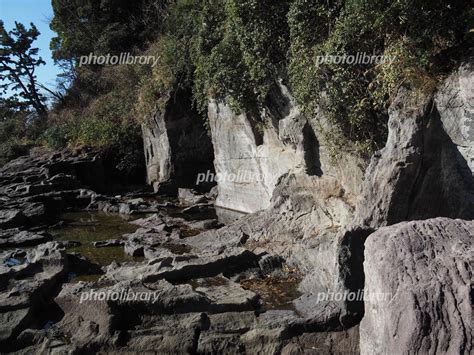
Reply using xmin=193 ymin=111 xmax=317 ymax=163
xmin=360 ymin=218 xmax=473 ymax=354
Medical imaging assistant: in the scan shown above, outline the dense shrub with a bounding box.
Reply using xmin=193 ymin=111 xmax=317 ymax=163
xmin=287 ymin=0 xmax=471 ymax=155
xmin=0 ymin=110 xmax=33 ymax=165
xmin=154 ymin=0 xmax=470 ymax=155
xmin=40 ymin=0 xmax=472 ymax=165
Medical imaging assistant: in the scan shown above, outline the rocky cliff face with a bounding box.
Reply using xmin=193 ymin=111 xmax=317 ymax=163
xmin=21 ymin=60 xmax=468 ymax=353
xmin=208 ymin=82 xmax=364 ymax=213
xmin=182 ymin=59 xmax=474 ymax=335
xmin=355 ymin=61 xmax=474 ymax=228
xmin=208 ymin=83 xmax=312 ymax=213
xmin=142 ymin=90 xmax=215 ymax=194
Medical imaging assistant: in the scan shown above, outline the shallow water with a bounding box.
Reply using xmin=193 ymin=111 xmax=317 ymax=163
xmin=49 ymin=211 xmax=142 ymax=266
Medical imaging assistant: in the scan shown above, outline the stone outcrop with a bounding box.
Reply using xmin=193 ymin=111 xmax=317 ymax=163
xmin=209 ymin=83 xmax=318 ymax=213
xmin=0 ymin=229 xmax=52 ymax=248
xmin=0 ymin=149 xmax=105 ymax=230
xmin=1 ymin=53 xmax=472 ymax=353
xmin=184 ymin=60 xmax=474 ymax=333
xmin=0 ymin=242 xmax=69 ymax=350
xmin=208 ymin=81 xmax=364 ymax=214
xmin=142 ymin=90 xmax=215 ymax=193
xmin=360 ymin=218 xmax=473 ymax=354
xmin=355 ymin=62 xmax=474 ymax=228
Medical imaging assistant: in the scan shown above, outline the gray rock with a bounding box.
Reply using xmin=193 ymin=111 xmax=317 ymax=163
xmin=103 ymin=247 xmax=258 ymax=284
xmin=436 ymin=60 xmax=474 ymax=173
xmin=142 ymin=90 xmax=214 ymax=192
xmin=54 ymin=281 xmax=115 ymax=347
xmin=355 ymin=63 xmax=474 ymax=228
xmin=208 ymin=82 xmax=312 ymax=213
xmin=0 ymin=242 xmax=68 ymax=348
xmin=178 ymin=188 xmax=207 ymax=205
xmin=197 ymin=332 xmax=245 ymax=354
xmin=124 ymin=238 xmax=145 ymax=257
xmin=258 ymin=254 xmax=284 ymax=274
xmin=0 ymin=209 xmax=27 ymax=229
xmin=143 ymin=246 xmax=176 ymax=261
xmin=195 ymin=282 xmax=262 ymax=313
xmin=0 ymin=229 xmax=52 ymax=248
xmin=208 ymin=312 xmax=256 ymax=334
xmin=360 ymin=218 xmax=473 ymax=354
xmin=93 ymin=239 xmax=124 ymax=248
xmin=282 ymin=326 xmax=360 ymax=355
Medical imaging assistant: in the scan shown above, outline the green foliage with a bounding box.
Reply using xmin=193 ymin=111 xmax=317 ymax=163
xmin=40 ymin=124 xmax=72 ymax=150
xmin=50 ymin=0 xmax=170 ymax=62
xmin=46 ymin=82 xmax=139 ymax=148
xmin=287 ymin=0 xmax=471 ymax=155
xmin=194 ymin=0 xmax=290 ymax=113
xmin=0 ymin=21 xmax=48 ymax=117
xmin=44 ymin=0 xmax=471 ymax=163
xmin=0 ymin=108 xmax=33 ymax=165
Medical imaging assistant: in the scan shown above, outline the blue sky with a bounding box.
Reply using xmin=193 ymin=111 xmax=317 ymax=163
xmin=1 ymin=0 xmax=61 ymax=98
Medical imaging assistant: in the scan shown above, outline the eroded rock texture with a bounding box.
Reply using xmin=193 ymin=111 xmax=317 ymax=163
xmin=142 ymin=90 xmax=214 ymax=193
xmin=209 ymin=82 xmax=366 ymax=214
xmin=360 ymin=218 xmax=473 ymax=355
xmin=356 ymin=62 xmax=474 ymax=228
xmin=0 ymin=149 xmax=104 ymax=233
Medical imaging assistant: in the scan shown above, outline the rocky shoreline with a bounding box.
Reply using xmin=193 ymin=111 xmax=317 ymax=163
xmin=0 ymin=60 xmax=473 ymax=354
xmin=0 ymin=149 xmax=358 ymax=354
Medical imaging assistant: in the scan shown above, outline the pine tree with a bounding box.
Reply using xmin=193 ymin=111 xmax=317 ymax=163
xmin=0 ymin=21 xmax=47 ymax=118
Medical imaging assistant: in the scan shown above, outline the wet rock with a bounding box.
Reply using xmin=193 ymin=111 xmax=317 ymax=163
xmin=360 ymin=218 xmax=473 ymax=354
xmin=0 ymin=242 xmax=69 ymax=349
xmin=93 ymin=239 xmax=125 ymax=248
xmin=0 ymin=229 xmax=52 ymax=248
xmin=178 ymin=188 xmax=207 ymax=205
